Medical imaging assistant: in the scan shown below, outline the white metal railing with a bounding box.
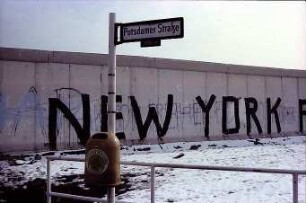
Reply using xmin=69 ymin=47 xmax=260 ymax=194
xmin=46 ymin=156 xmax=306 ymax=203
xmin=46 ymin=156 xmax=130 ymax=203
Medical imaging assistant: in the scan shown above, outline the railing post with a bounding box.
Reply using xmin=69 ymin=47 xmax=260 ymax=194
xmin=292 ymin=173 xmax=298 ymax=203
xmin=47 ymin=158 xmax=52 ymax=203
xmin=107 ymin=187 xmax=115 ymax=203
xmin=151 ymin=166 xmax=155 ymax=203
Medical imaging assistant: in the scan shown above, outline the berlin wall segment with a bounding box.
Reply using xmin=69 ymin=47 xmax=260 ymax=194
xmin=47 ymin=92 xmax=306 ymax=150
xmin=1 ymin=49 xmax=306 ymax=152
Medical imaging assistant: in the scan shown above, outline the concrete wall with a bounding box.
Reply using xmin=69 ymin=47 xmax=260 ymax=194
xmin=0 ymin=47 xmax=305 ymax=152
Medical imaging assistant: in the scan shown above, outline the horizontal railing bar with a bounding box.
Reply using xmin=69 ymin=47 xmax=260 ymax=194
xmin=49 ymin=192 xmax=130 ymax=203
xmin=121 ymin=161 xmax=306 ymax=175
xmin=46 ymin=156 xmax=306 ymax=175
xmin=46 ymin=156 xmax=85 ymax=162
xmin=49 ymin=191 xmax=105 ymax=202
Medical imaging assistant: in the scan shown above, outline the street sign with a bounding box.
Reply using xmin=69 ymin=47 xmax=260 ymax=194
xmin=103 ymin=13 xmax=184 ymax=202
xmin=105 ymin=13 xmax=185 ymax=203
xmin=116 ymin=17 xmax=184 ymax=45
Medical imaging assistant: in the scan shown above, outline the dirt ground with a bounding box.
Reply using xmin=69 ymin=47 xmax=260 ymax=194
xmin=0 ymin=152 xmax=132 ymax=203
xmin=0 ymin=174 xmax=132 ymax=203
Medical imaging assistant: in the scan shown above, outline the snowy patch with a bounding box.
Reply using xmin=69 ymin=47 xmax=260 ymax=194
xmin=0 ymin=136 xmax=305 ymax=203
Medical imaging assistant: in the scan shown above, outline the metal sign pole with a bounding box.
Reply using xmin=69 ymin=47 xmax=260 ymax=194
xmin=107 ymin=12 xmax=116 ymax=203
xmin=104 ymin=14 xmax=183 ymax=203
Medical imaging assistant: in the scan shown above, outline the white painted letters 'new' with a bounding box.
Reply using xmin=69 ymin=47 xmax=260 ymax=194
xmin=118 ymin=17 xmax=184 ymax=43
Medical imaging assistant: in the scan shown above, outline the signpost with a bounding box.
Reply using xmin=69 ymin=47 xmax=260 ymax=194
xmin=107 ymin=13 xmax=116 ymax=203
xmin=106 ymin=13 xmax=184 ymax=203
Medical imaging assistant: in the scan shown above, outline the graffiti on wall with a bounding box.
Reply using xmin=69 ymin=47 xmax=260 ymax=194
xmin=1 ymin=87 xmax=306 ymax=150
xmin=0 ymin=86 xmax=47 ymax=139
xmin=47 ymin=90 xmax=306 ymax=150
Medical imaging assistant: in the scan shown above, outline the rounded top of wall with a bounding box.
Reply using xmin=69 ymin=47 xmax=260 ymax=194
xmin=0 ymin=47 xmax=305 ymax=78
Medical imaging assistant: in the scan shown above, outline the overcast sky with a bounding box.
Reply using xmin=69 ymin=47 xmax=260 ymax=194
xmin=0 ymin=1 xmax=305 ymax=70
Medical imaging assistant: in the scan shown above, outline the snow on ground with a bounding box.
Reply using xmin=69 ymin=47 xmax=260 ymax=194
xmin=0 ymin=136 xmax=305 ymax=203
xmin=119 ymin=136 xmax=306 ymax=203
